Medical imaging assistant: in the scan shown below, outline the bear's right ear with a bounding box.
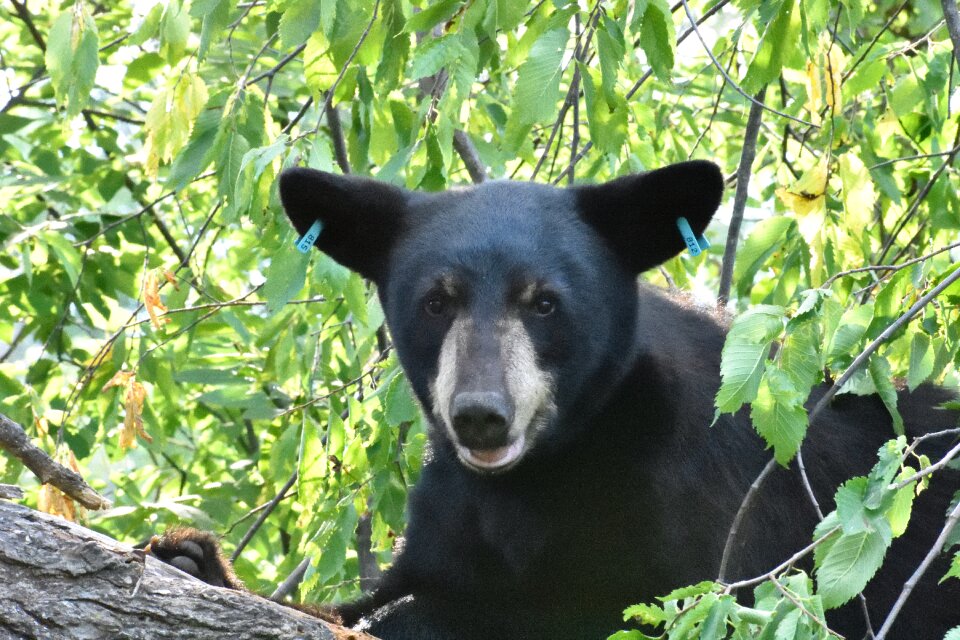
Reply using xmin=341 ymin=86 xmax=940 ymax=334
xmin=278 ymin=168 xmax=410 ymax=282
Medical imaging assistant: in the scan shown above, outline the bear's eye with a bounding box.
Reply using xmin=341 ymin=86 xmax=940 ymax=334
xmin=532 ymin=295 xmax=556 ymax=316
xmin=424 ymin=296 xmax=447 ymax=317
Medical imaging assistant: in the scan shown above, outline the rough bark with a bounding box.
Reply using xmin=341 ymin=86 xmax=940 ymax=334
xmin=0 ymin=500 xmax=374 ymax=640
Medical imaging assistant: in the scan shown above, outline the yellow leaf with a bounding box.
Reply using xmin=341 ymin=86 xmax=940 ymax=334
xmin=102 ymin=369 xmax=135 ymax=392
xmin=162 ymin=269 xmax=179 ymax=289
xmin=776 ymin=156 xmax=829 ymax=216
xmin=103 ymin=370 xmax=153 ymax=448
xmin=38 ymin=484 xmax=77 ymax=522
xmin=121 ymin=380 xmax=151 ymax=449
xmin=804 ymin=39 xmax=845 ymax=123
xmin=143 ymin=71 xmax=209 ymax=178
xmin=144 ymin=269 xmax=170 ymax=330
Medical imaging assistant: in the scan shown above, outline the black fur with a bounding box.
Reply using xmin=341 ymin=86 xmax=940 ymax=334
xmin=160 ymin=163 xmax=960 ymax=639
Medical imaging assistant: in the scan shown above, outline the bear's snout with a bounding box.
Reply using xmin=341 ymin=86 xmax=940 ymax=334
xmin=451 ymin=391 xmax=513 ymax=449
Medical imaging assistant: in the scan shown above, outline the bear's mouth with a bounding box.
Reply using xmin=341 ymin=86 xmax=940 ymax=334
xmin=455 ymin=435 xmax=526 ymax=473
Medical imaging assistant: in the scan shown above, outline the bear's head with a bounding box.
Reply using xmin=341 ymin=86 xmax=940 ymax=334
xmin=280 ymin=162 xmax=723 ymax=473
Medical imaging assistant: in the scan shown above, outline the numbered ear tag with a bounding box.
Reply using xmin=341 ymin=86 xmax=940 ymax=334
xmin=676 ymin=217 xmax=710 ymax=257
xmin=295 ymin=220 xmax=324 ymax=253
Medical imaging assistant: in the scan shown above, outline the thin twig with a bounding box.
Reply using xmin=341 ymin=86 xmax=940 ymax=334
xmin=231 ymin=469 xmax=298 ymax=562
xmin=718 ymin=456 xmax=777 ymax=582
xmin=796 ymin=449 xmax=825 ymax=520
xmin=943 ymin=0 xmax=960 ymax=67
xmin=314 ymin=0 xmax=381 ymax=135
xmin=8 ymin=0 xmax=45 ymax=52
xmin=270 ymin=557 xmax=311 ymax=601
xmin=718 ymin=86 xmax=766 ymax=304
xmin=875 ymin=132 xmax=960 ymax=265
xmin=821 ymin=239 xmax=960 ymax=289
xmin=889 ymin=439 xmax=960 ymax=491
xmin=722 ymin=526 xmax=842 ymax=591
xmin=874 ymin=498 xmax=960 ymax=640
xmin=679 ymin=0 xmax=817 ymax=127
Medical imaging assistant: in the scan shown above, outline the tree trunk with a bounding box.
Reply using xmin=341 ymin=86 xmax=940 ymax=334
xmin=0 ymin=500 xmax=374 ymax=640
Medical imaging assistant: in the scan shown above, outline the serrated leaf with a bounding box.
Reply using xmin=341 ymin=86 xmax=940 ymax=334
xmin=699 ymin=595 xmax=734 ymax=640
xmin=404 ymin=0 xmax=462 ymax=33
xmin=734 ymin=216 xmax=795 ymax=293
xmin=827 ymin=303 xmax=874 ymax=364
xmin=623 ymin=602 xmax=667 ymax=625
xmin=751 ymin=366 xmax=808 ymax=465
xmin=635 ymin=0 xmax=675 ymax=81
xmin=45 ymin=6 xmax=100 ymax=117
xmin=512 ymin=28 xmax=569 ymax=125
xmin=908 ymin=333 xmax=934 ymax=391
xmin=742 ymin=0 xmax=799 ymax=94
xmin=279 ymin=0 xmax=323 ymax=47
xmin=943 ymin=554 xmax=960 ymax=584
xmin=263 ymin=242 xmax=310 ymax=314
xmin=781 ymin=320 xmax=821 ymax=391
xmin=869 ymin=356 xmax=904 ymax=436
xmin=383 ymin=374 xmax=417 ymax=426
xmin=716 ymin=306 xmax=785 ymax=415
xmin=659 ymin=580 xmax=719 ymax=602
xmin=193 ymin=0 xmax=232 ymax=60
xmin=580 ymin=64 xmax=628 ymax=154
xmin=816 ymin=525 xmax=891 ymax=609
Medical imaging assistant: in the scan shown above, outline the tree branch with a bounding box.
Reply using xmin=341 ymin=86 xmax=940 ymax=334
xmin=717 ymin=86 xmax=766 ymax=304
xmin=453 ymin=129 xmax=486 ymax=183
xmin=874 ymin=497 xmax=960 ymax=640
xmin=0 ymin=413 xmax=110 ymax=510
xmin=939 ymin=0 xmax=960 ymax=67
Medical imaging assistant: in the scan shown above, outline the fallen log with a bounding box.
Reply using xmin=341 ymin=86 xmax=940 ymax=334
xmin=0 ymin=500 xmax=372 ymax=640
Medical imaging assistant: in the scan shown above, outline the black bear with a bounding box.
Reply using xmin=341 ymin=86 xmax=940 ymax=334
xmin=152 ymin=161 xmax=960 ymax=639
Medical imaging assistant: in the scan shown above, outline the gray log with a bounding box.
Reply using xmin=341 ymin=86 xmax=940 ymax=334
xmin=0 ymin=501 xmax=369 ymax=640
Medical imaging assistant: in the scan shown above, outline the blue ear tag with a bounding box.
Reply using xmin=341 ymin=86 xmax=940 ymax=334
xmin=295 ymin=220 xmax=324 ymax=253
xmin=676 ymin=217 xmax=710 ymax=257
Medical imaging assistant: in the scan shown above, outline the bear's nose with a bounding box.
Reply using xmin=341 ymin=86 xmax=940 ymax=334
xmin=451 ymin=392 xmax=512 ymax=448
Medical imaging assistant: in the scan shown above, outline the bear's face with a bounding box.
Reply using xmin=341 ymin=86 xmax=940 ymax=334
xmin=280 ymin=162 xmax=723 ymax=473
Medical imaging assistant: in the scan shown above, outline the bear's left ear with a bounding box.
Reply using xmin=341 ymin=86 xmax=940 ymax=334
xmin=573 ymin=160 xmax=724 ymax=274
xmin=278 ymin=168 xmax=410 ymax=282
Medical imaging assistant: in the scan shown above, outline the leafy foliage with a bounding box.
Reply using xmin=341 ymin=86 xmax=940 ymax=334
xmin=1 ymin=0 xmax=959 ymax=637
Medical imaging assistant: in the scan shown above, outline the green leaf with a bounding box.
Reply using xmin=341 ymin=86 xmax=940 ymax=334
xmin=580 ymin=64 xmax=628 ymax=154
xmin=750 ymin=366 xmax=808 ymax=465
xmin=780 ymin=320 xmax=821 ymax=391
xmin=943 ymin=554 xmax=960 ymax=584
xmin=623 ymin=602 xmax=667 ymax=626
xmin=816 ymin=524 xmax=891 ymax=609
xmin=160 ymin=0 xmax=190 ymax=64
xmin=383 ymin=374 xmax=417 ymax=426
xmin=192 ymin=0 xmax=232 ymax=60
xmin=404 ymin=0 xmax=462 ymax=33
xmin=869 ymin=355 xmax=904 ymax=436
xmin=908 ymin=333 xmax=934 ymax=391
xmin=827 ymin=303 xmax=874 ymax=365
xmin=634 ymin=0 xmax=675 ymax=81
xmin=734 ymin=216 xmax=795 ymax=295
xmin=263 ymin=242 xmax=310 ymax=314
xmin=741 ymin=0 xmax=799 ymax=94
xmin=699 ymin=595 xmax=734 ymax=640
xmin=716 ymin=306 xmax=785 ymax=415
xmin=512 ymin=28 xmax=569 ymax=125
xmin=45 ymin=6 xmax=100 ymax=117
xmin=280 ymin=0 xmax=323 ymax=47
xmin=659 ymin=580 xmax=719 ymax=602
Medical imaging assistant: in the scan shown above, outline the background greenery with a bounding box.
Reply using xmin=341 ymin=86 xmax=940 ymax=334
xmin=1 ymin=0 xmax=959 ymax=637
